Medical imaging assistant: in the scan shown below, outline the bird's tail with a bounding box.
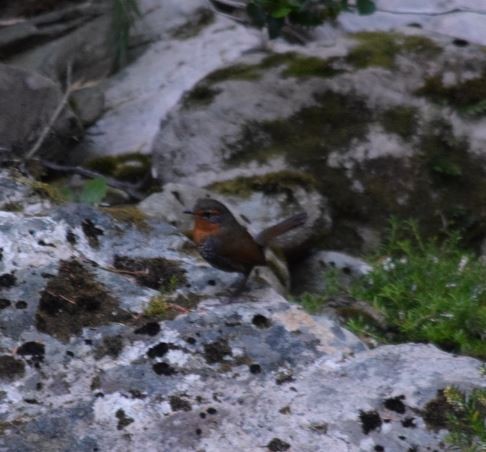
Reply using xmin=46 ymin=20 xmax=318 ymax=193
xmin=255 ymin=212 xmax=307 ymax=246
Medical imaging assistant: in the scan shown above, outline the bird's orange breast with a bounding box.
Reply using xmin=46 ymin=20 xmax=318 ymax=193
xmin=192 ymin=218 xmax=221 ymax=245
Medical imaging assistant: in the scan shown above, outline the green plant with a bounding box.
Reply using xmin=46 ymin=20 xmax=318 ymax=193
xmin=299 ymin=219 xmax=486 ymax=358
xmin=61 ymin=177 xmax=108 ymax=205
xmin=112 ymin=0 xmax=141 ymax=69
xmin=443 ymin=386 xmax=486 ymax=451
xmin=246 ymin=0 xmax=375 ymax=39
xmin=143 ymin=294 xmax=168 ymax=319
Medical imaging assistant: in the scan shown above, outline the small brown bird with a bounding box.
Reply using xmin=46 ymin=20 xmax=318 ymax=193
xmin=184 ymin=198 xmax=307 ymax=291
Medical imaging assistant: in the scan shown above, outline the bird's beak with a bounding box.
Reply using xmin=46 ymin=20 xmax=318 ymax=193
xmin=183 ymin=209 xmax=194 ymax=215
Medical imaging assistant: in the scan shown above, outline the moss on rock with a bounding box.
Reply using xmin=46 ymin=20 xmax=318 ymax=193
xmin=347 ymin=32 xmax=442 ymax=69
xmin=416 ymin=73 xmax=486 ymax=116
xmin=381 ymin=106 xmax=418 ymax=140
xmin=209 ymin=171 xmax=317 ymax=198
xmin=86 ymin=153 xmax=151 ymax=182
xmin=226 ymin=90 xmax=372 ymax=166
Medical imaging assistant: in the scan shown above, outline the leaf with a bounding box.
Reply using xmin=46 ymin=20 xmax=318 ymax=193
xmin=357 ymin=0 xmax=376 ymax=15
xmin=80 ymin=178 xmax=108 ymax=205
xmin=270 ymin=5 xmax=293 ymax=18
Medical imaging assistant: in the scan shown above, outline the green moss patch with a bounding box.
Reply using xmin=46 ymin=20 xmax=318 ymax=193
xmin=182 ymin=84 xmax=221 ymax=108
xmin=416 ymin=73 xmax=486 ymax=116
xmin=209 ymin=171 xmax=316 ymax=197
xmin=226 ymin=90 xmax=372 ymax=166
xmin=205 ymin=64 xmax=263 ymax=85
xmin=36 ymin=259 xmax=131 ymax=342
xmin=347 ymin=32 xmax=442 ymax=69
xmin=85 ymin=153 xmax=151 ymax=183
xmin=381 ymin=106 xmax=418 ymax=140
xmin=259 ymin=52 xmax=344 ymax=78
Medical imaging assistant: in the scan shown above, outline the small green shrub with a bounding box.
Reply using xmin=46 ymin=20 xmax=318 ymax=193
xmin=443 ymin=386 xmax=486 ymax=451
xmin=299 ymin=219 xmax=486 ymax=359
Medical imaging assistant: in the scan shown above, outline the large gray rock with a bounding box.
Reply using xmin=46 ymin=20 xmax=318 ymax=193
xmin=0 ymin=178 xmax=484 ymax=451
xmin=0 ymin=64 xmax=75 ymax=157
xmin=151 ymin=28 xmax=486 ymax=252
xmin=1 ymin=2 xmax=113 ymax=83
xmin=76 ymin=0 xmax=261 ymax=159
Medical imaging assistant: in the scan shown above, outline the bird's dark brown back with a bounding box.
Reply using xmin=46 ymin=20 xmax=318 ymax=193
xmin=186 ymin=198 xmax=306 ymax=275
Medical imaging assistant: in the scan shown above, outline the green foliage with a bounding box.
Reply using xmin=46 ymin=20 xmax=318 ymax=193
xmin=61 ymin=178 xmax=108 ymax=205
xmin=299 ymin=267 xmax=342 ymax=313
xmin=443 ymin=386 xmax=486 ymax=451
xmin=246 ymin=0 xmax=375 ymax=39
xmin=79 ymin=178 xmax=108 ymax=205
xmin=143 ymin=295 xmax=168 ymax=319
xmin=300 ymin=219 xmax=486 ymax=359
xmin=353 ymin=220 xmax=486 ymax=358
xmin=112 ymin=0 xmax=141 ymax=70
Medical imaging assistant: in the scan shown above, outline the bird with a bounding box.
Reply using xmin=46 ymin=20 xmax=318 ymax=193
xmin=184 ymin=198 xmax=307 ymax=292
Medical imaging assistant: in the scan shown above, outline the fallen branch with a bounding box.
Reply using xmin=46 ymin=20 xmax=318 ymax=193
xmin=36 ymin=159 xmax=146 ymax=201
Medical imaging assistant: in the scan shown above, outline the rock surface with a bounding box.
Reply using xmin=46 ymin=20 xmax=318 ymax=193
xmin=0 ymin=180 xmax=484 ymax=451
xmin=0 ymin=64 xmax=75 ymax=157
xmin=1 ymin=2 xmax=113 ymax=83
xmin=338 ymin=0 xmax=486 ymax=46
xmin=150 ymin=27 xmax=486 ymax=252
xmin=77 ymin=0 xmax=261 ymax=158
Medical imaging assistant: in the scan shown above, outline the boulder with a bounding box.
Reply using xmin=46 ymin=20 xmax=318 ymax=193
xmin=0 ymin=175 xmax=484 ymax=451
xmin=0 ymin=64 xmax=75 ymax=157
xmin=1 ymin=2 xmax=113 ymax=83
xmin=293 ymin=250 xmax=372 ymax=294
xmin=151 ymin=28 xmax=486 ymax=253
xmin=76 ymin=0 xmax=261 ymax=159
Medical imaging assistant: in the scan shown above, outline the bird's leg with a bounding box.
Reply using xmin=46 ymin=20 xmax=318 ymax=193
xmin=229 ymin=271 xmax=251 ymax=297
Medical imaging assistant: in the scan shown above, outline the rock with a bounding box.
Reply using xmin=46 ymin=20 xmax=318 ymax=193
xmin=151 ymin=28 xmax=486 ymax=253
xmin=0 ymin=64 xmax=75 ymax=157
xmin=0 ymin=169 xmax=54 ymax=215
xmin=338 ymin=1 xmax=486 ymax=46
xmin=0 ymin=175 xmax=484 ymax=451
xmin=76 ymin=0 xmax=261 ymax=159
xmin=1 ymin=3 xmax=113 ymax=83
xmin=70 ymin=85 xmax=105 ymax=127
xmin=293 ymin=250 xmax=372 ymax=294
